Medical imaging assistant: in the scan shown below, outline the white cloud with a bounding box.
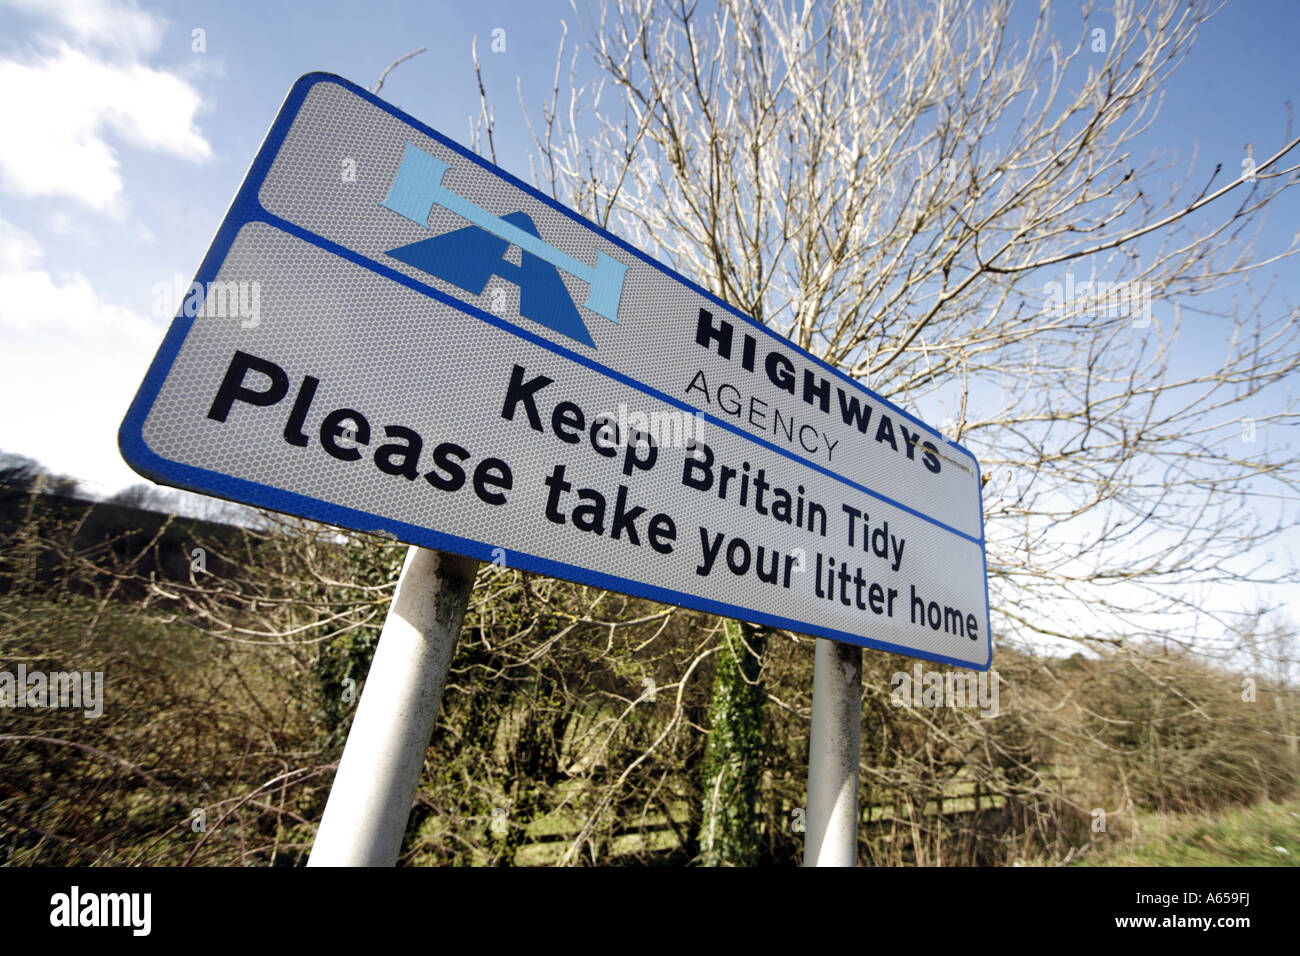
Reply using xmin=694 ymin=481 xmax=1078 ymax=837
xmin=0 ymin=220 xmax=43 ymax=270
xmin=0 ymin=0 xmax=210 ymax=216
xmin=48 ymin=211 xmax=98 ymax=243
xmin=0 ymin=218 xmax=163 ymax=492
xmin=2 ymin=0 xmax=165 ymax=58
xmin=0 ymin=2 xmax=211 ymax=492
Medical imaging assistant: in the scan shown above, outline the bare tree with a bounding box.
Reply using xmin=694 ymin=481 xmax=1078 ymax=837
xmin=108 ymin=483 xmax=160 ymax=511
xmin=518 ymin=0 xmax=1300 ymax=651
xmin=485 ymin=0 xmax=1300 ymax=860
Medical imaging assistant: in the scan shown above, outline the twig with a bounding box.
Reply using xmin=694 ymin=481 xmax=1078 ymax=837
xmin=373 ymin=48 xmax=427 ymax=95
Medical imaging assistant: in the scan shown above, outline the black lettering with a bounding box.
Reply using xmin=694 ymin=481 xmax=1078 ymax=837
xmin=910 ymin=585 xmax=926 ymax=626
xmin=648 ymin=513 xmax=677 ymax=554
xmin=320 ymin=409 xmax=370 ymax=461
xmin=591 ymin=416 xmax=619 ymax=457
xmin=868 ymin=582 xmax=885 ymax=615
xmin=500 ymin=364 xmax=553 ymax=431
xmin=695 ymin=307 xmax=732 ymax=359
xmin=766 ymin=350 xmax=795 ymax=394
xmin=874 ymin=413 xmax=898 ymax=452
xmin=696 ymin=527 xmax=724 ymax=576
xmin=682 ymin=439 xmax=714 ymax=490
xmin=684 ymin=369 xmax=711 ymax=403
xmin=425 ymin=442 xmax=469 ymax=491
xmin=572 ymin=489 xmax=606 ymax=533
xmin=375 ymin=425 xmax=423 ymax=479
xmin=543 ymin=463 xmax=571 ymax=523
xmin=207 ymin=350 xmax=289 ymax=422
xmin=899 ymin=424 xmax=920 ymax=460
xmin=622 ymin=431 xmax=658 ymax=477
xmin=943 ymin=606 xmax=965 ymax=637
xmin=922 ymin=441 xmax=942 ymax=474
xmin=608 ymin=484 xmax=645 ymax=545
xmin=726 ymin=536 xmax=751 ymax=575
xmin=282 ymin=375 xmax=319 ymax=447
xmin=837 ymin=390 xmax=872 ymax=434
xmin=802 ymin=370 xmax=830 ymax=413
xmin=552 ymin=400 xmax=585 ymax=443
xmin=473 ymin=458 xmax=512 ymax=505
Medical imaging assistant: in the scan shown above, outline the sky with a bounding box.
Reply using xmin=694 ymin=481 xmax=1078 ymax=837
xmin=0 ymin=0 xmax=586 ymax=499
xmin=0 ymin=0 xmax=1295 ymax=643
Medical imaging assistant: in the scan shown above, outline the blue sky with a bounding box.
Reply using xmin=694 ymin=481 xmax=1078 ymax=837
xmin=0 ymin=0 xmax=585 ymax=495
xmin=0 ymin=0 xmax=1294 ymax=636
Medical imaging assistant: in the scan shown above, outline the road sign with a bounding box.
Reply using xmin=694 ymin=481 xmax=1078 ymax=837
xmin=120 ymin=73 xmax=992 ymax=670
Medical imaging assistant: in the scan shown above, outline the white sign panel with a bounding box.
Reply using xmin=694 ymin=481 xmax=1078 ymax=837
xmin=121 ymin=73 xmax=992 ymax=670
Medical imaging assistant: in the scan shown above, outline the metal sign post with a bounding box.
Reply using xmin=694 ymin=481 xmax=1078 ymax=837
xmin=804 ymin=638 xmax=862 ymax=866
xmin=307 ymin=546 xmax=477 ymax=866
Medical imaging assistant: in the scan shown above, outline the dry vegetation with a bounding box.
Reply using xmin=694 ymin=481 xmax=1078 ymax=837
xmin=0 ymin=488 xmax=1293 ymax=866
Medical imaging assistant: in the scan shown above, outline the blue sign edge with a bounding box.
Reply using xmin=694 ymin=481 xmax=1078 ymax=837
xmin=119 ymin=71 xmax=993 ymax=671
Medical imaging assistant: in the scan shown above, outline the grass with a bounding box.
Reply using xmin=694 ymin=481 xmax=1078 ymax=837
xmin=1077 ymin=797 xmax=1300 ymax=867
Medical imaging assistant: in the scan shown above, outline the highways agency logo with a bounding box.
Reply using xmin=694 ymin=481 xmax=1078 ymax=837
xmin=379 ymin=141 xmax=628 ymax=348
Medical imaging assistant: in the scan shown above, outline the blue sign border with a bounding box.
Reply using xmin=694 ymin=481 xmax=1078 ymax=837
xmin=120 ymin=72 xmax=993 ymax=671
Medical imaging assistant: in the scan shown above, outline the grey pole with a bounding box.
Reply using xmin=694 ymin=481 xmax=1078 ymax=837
xmin=308 ymin=546 xmax=478 ymax=867
xmin=804 ymin=638 xmax=862 ymax=866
